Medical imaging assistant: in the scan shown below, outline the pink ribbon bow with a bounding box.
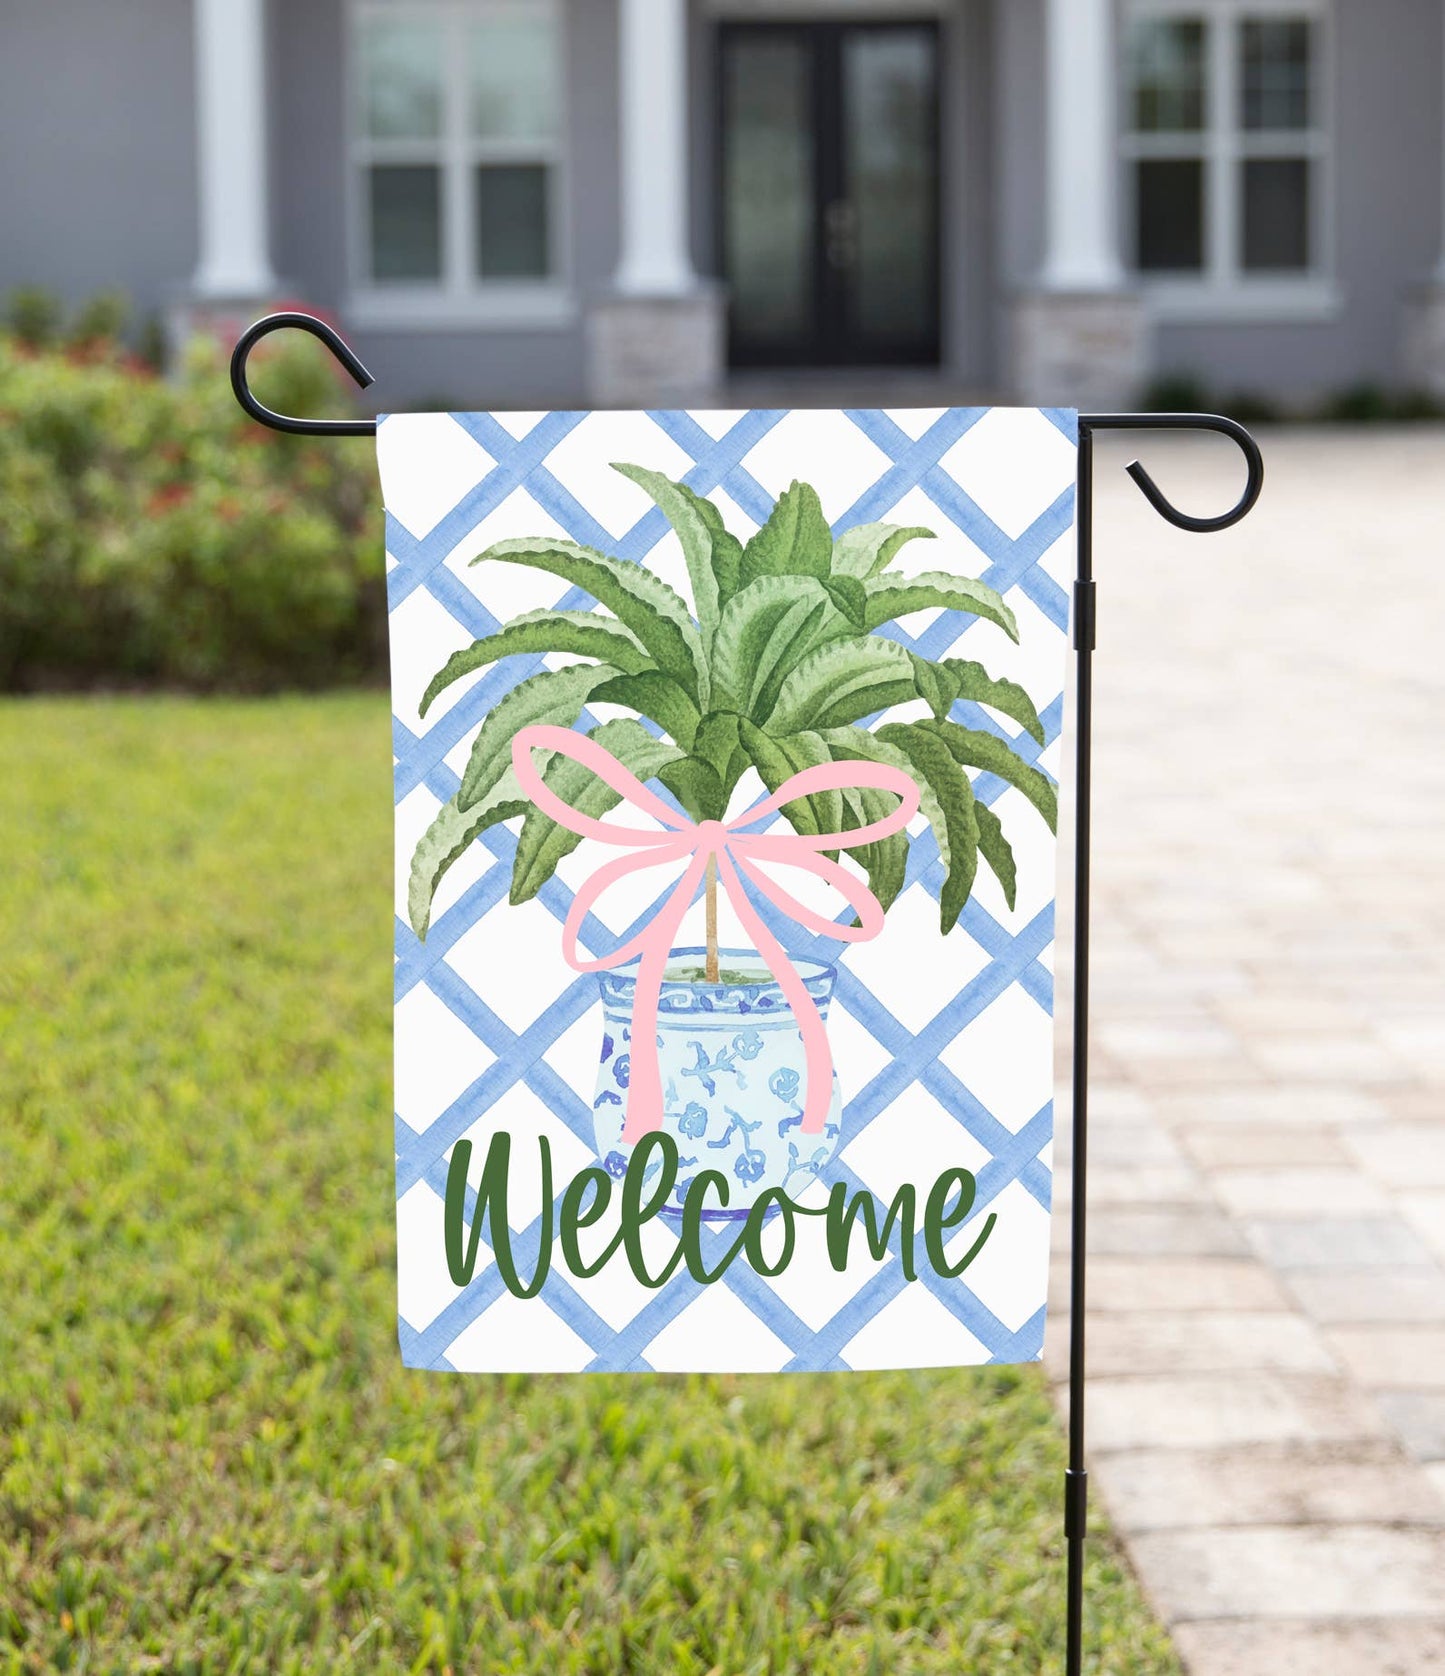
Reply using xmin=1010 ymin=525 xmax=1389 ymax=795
xmin=511 ymin=724 xmax=921 ymax=1144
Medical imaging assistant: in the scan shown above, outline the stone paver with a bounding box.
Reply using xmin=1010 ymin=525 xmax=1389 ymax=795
xmin=1343 ymin=1126 xmax=1445 ymax=1186
xmin=1059 ymin=1254 xmax=1292 ymax=1312
xmin=1241 ymin=1215 xmax=1437 ymax=1269
xmin=1127 ymin=1526 xmax=1445 ymax=1619
xmin=1170 ymin=1620 xmax=1445 ymax=1675
xmin=1091 ymin=1441 xmax=1445 ymax=1530
xmin=1210 ymin=1166 xmax=1393 ymax=1217
xmin=1089 ymin=1205 xmax=1249 ymax=1257
xmin=1085 ymin=1373 xmax=1386 ymax=1453
xmin=1051 ymin=431 xmax=1445 ymax=1675
xmin=1084 ymin=1312 xmax=1333 ymax=1377
xmin=1286 ymin=1266 xmax=1445 ymax=1324
xmin=1374 ymin=1393 xmax=1445 ymax=1461
xmin=1325 ymin=1326 xmax=1445 ymax=1389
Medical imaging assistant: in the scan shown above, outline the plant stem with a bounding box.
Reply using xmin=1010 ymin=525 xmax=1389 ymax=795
xmin=705 ymin=856 xmax=719 ymax=982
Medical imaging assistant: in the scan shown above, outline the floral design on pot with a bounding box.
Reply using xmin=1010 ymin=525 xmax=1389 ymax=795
xmin=594 ymin=950 xmax=842 ymax=1218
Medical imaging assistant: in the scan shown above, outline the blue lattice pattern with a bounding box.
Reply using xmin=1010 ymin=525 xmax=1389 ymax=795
xmin=383 ymin=406 xmax=1076 ymax=1373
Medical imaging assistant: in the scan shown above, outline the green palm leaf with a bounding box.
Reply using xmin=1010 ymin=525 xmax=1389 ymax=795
xmin=418 ymin=610 xmax=652 ymax=718
xmin=611 ymin=464 xmax=738 ymax=644
xmin=510 ymin=719 xmax=686 ymax=905
xmin=695 ymin=495 xmax=743 ymax=608
xmin=739 ymin=480 xmax=832 ymax=587
xmin=831 ymin=522 xmax=935 ymax=579
xmin=838 ymin=783 xmax=910 ymax=915
xmin=738 ymin=723 xmax=843 ymax=841
xmin=408 ymin=776 xmax=527 ymax=940
xmin=745 ymin=724 xmax=913 ymax=918
xmin=470 ymin=536 xmax=708 ymax=705
xmin=908 ymin=652 xmax=959 ymax=722
xmin=692 ymin=711 xmax=743 ymax=786
xmin=874 ymin=721 xmax=979 ymax=932
xmin=591 ymin=670 xmax=701 ymax=751
xmin=712 ymin=576 xmax=856 ymax=721
xmin=863 ymin=572 xmax=1018 ymax=641
xmin=457 ymin=663 xmax=620 ymax=810
xmin=818 ymin=725 xmax=951 ymax=914
xmin=766 ymin=637 xmax=919 ymax=734
xmin=656 ymin=757 xmax=726 ymax=823
xmin=821 ymin=576 xmax=867 ymax=627
xmin=940 ymin=658 xmax=1047 ymax=745
xmin=931 ymin=721 xmax=1058 ymax=832
xmin=410 ymin=466 xmax=1058 ymax=945
xmin=974 ymin=802 xmax=1017 ymax=910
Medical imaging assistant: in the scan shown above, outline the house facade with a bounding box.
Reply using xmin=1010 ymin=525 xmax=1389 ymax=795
xmin=5 ymin=0 xmax=1445 ymax=410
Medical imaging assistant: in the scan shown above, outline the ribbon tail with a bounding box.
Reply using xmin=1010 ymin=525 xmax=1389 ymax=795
xmin=618 ymin=851 xmax=709 ymax=1145
xmin=716 ymin=853 xmax=834 ymax=1137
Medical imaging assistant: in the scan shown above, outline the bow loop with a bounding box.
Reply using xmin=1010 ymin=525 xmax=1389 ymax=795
xmin=510 ymin=724 xmax=920 ymax=1142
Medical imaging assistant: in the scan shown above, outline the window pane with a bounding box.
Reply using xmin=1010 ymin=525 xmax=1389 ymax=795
xmin=723 ymin=34 xmax=815 ymax=344
xmin=1136 ymin=158 xmax=1205 ymax=271
xmin=360 ymin=20 xmax=442 ymax=139
xmin=1242 ymin=19 xmax=1312 ymax=131
xmin=844 ymin=29 xmax=937 ymax=345
xmin=469 ymin=14 xmax=560 ymax=142
xmin=1242 ymin=157 xmax=1310 ymax=269
xmin=475 ymin=164 xmax=551 ymax=277
xmin=1128 ymin=18 xmax=1206 ymax=132
xmin=369 ymin=164 xmax=442 ymax=280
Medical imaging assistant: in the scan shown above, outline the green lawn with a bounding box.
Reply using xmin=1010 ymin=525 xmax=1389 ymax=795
xmin=0 ymin=697 xmax=1179 ymax=1675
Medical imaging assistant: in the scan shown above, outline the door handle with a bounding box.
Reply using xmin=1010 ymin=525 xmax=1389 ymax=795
xmin=825 ymin=199 xmax=857 ymax=269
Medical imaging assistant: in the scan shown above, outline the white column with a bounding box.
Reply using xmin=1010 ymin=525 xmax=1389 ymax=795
xmin=1436 ymin=0 xmax=1445 ymax=280
xmin=614 ymin=0 xmax=695 ymax=296
xmin=192 ymin=0 xmax=276 ymax=297
xmin=1039 ymin=0 xmax=1125 ymax=291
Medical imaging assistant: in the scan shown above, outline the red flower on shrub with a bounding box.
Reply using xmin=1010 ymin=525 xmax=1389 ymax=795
xmin=147 ymin=483 xmax=192 ymax=514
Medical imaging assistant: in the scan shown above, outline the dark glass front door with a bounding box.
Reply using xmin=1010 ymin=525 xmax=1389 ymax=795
xmin=719 ymin=20 xmax=941 ymax=368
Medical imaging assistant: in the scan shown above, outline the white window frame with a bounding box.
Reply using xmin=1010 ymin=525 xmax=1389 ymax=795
xmin=346 ymin=0 xmax=575 ymax=330
xmin=1120 ymin=0 xmax=1341 ymax=322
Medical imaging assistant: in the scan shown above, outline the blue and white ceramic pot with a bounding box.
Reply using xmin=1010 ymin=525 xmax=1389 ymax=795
xmin=591 ymin=947 xmax=842 ymax=1219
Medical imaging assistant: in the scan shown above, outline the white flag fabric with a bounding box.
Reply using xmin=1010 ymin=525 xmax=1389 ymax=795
xmin=383 ymin=406 xmax=1074 ymax=1373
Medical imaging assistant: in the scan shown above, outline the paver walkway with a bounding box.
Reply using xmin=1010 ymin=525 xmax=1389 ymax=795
xmin=1043 ymin=427 xmax=1445 ymax=1673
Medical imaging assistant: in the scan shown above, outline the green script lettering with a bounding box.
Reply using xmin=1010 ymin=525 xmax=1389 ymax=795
xmin=826 ymin=1180 xmax=919 ymax=1280
xmin=443 ymin=1131 xmax=998 ymax=1300
xmin=444 ymin=1132 xmax=552 ymax=1299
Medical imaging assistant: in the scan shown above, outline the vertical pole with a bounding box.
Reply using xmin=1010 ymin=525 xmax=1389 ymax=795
xmin=1065 ymin=424 xmax=1096 ymax=1676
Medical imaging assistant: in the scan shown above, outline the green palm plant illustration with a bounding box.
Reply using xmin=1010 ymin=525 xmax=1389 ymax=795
xmin=408 ymin=464 xmax=1057 ymax=977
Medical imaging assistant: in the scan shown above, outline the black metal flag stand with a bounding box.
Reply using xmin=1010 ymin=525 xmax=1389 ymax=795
xmin=232 ymin=313 xmax=1265 ymax=1676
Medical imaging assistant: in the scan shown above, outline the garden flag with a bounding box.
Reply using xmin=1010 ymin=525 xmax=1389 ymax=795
xmin=383 ymin=407 xmax=1074 ymax=1373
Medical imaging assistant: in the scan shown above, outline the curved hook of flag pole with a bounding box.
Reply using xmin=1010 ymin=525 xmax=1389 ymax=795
xmin=229 ymin=311 xmax=377 ymax=438
xmin=227 ymin=310 xmax=1268 ymax=532
xmin=1078 ymin=411 xmax=1264 ymax=533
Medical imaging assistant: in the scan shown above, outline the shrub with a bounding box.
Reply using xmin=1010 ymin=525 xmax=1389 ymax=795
xmin=1218 ymin=391 xmax=1284 ymax=426
xmin=1318 ymin=381 xmax=1393 ymax=423
xmin=0 ymin=316 xmax=383 ymax=691
xmin=1140 ymin=371 xmax=1211 ymax=414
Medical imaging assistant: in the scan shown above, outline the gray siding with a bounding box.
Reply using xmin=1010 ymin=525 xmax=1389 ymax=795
xmin=0 ymin=0 xmax=197 ymax=325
